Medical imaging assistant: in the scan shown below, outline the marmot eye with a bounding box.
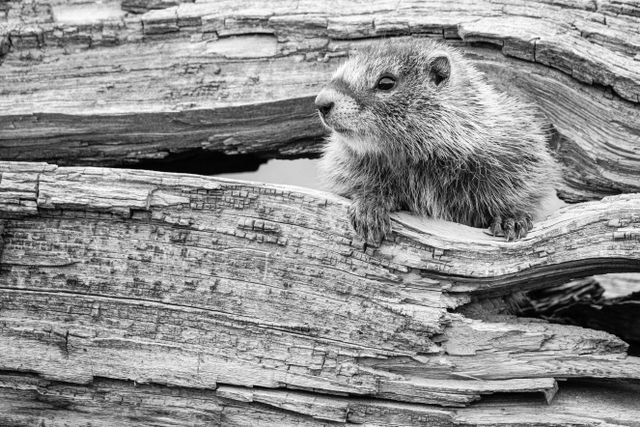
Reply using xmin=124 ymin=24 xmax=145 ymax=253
xmin=376 ymin=75 xmax=396 ymax=91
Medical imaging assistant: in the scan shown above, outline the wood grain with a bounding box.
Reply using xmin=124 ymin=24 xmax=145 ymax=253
xmin=1 ymin=373 xmax=639 ymax=426
xmin=1 ymin=0 xmax=639 ymax=200
xmin=0 ymin=161 xmax=639 ymax=421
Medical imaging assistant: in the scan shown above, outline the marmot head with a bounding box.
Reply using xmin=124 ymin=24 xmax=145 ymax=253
xmin=315 ymin=39 xmax=462 ymax=155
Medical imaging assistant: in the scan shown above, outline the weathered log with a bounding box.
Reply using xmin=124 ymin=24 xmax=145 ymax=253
xmin=1 ymin=0 xmax=640 ymax=201
xmin=2 ymin=374 xmax=640 ymax=426
xmin=0 ymin=161 xmax=639 ymax=423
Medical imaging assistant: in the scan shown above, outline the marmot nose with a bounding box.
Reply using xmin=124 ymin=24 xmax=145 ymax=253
xmin=315 ymin=91 xmax=334 ymax=117
xmin=315 ymin=100 xmax=334 ymax=117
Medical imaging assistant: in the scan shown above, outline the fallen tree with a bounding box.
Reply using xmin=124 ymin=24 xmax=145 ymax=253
xmin=2 ymin=1 xmax=640 ymax=425
xmin=0 ymin=161 xmax=639 ymax=425
xmin=1 ymin=0 xmax=640 ymax=201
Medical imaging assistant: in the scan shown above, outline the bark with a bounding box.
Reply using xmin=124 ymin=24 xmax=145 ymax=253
xmin=1 ymin=0 xmax=640 ymax=201
xmin=1 ymin=161 xmax=639 ymax=424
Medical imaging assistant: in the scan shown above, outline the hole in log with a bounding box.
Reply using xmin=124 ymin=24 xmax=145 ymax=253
xmin=457 ymin=274 xmax=640 ymax=356
xmin=130 ymin=149 xmax=266 ymax=175
xmin=129 ymin=148 xmax=326 ymax=189
xmin=216 ymin=158 xmax=324 ymax=190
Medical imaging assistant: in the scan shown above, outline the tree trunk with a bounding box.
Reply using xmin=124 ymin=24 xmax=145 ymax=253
xmin=1 ymin=0 xmax=640 ymax=201
xmin=0 ymin=161 xmax=639 ymax=425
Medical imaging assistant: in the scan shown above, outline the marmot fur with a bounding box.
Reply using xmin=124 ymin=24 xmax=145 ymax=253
xmin=315 ymin=39 xmax=558 ymax=243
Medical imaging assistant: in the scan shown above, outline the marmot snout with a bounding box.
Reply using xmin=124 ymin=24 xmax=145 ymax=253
xmin=316 ymin=39 xmax=558 ymax=243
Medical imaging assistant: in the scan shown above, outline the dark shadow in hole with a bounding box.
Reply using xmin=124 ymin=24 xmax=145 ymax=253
xmin=451 ymin=268 xmax=640 ymax=356
xmin=129 ymin=149 xmax=268 ymax=175
xmin=126 ymin=133 xmax=324 ymax=176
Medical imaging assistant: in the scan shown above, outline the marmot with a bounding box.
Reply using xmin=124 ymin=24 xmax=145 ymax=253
xmin=315 ymin=39 xmax=558 ymax=243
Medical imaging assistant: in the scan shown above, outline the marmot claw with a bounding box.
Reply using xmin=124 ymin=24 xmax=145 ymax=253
xmin=490 ymin=214 xmax=533 ymax=241
xmin=348 ymin=199 xmax=391 ymax=246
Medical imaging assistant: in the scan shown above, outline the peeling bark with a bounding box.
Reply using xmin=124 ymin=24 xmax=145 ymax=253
xmin=0 ymin=161 xmax=639 ymax=423
xmin=1 ymin=0 xmax=639 ymax=200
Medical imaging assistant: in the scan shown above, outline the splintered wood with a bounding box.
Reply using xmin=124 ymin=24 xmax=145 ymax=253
xmin=1 ymin=0 xmax=640 ymax=201
xmin=0 ymin=162 xmax=639 ymax=425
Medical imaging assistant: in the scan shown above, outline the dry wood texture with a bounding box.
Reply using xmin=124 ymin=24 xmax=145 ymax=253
xmin=0 ymin=161 xmax=639 ymax=424
xmin=3 ymin=374 xmax=640 ymax=426
xmin=1 ymin=0 xmax=640 ymax=201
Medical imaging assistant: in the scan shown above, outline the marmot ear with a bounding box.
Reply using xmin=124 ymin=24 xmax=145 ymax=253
xmin=428 ymin=55 xmax=450 ymax=87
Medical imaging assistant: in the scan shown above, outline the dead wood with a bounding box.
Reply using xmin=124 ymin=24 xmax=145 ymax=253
xmin=2 ymin=374 xmax=640 ymax=426
xmin=0 ymin=161 xmax=639 ymax=424
xmin=1 ymin=0 xmax=640 ymax=201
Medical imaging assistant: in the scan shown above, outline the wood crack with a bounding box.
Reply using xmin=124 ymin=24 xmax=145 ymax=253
xmin=1 ymin=371 xmax=637 ymax=426
xmin=0 ymin=286 xmax=417 ymax=357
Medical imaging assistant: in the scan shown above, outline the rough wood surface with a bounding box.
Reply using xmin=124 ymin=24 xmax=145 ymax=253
xmin=1 ymin=0 xmax=640 ymax=201
xmin=1 ymin=161 xmax=639 ymax=423
xmin=2 ymin=374 xmax=640 ymax=426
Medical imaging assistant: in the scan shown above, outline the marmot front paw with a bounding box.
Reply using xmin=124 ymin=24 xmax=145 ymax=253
xmin=490 ymin=214 xmax=533 ymax=241
xmin=348 ymin=199 xmax=391 ymax=246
